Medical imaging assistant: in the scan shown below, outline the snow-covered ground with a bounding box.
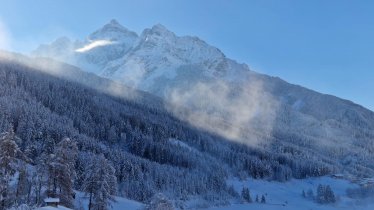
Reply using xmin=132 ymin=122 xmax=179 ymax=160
xmin=72 ymin=177 xmax=374 ymax=210
xmin=72 ymin=176 xmax=374 ymax=210
xmin=36 ymin=206 xmax=72 ymax=210
xmin=75 ymin=192 xmax=144 ymax=210
xmin=207 ymin=176 xmax=374 ymax=210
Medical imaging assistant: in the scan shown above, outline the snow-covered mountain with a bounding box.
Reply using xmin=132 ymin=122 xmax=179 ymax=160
xmin=32 ymin=20 xmax=374 ymax=177
xmin=34 ymin=20 xmax=138 ymax=74
xmin=33 ymin=19 xmax=250 ymax=94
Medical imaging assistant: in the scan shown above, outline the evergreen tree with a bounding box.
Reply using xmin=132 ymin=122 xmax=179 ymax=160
xmin=316 ymin=184 xmax=336 ymax=204
xmin=261 ymin=194 xmax=266 ymax=203
xmin=324 ymin=185 xmax=336 ymax=203
xmin=83 ymin=154 xmax=117 ymax=210
xmin=15 ymin=162 xmax=29 ymax=204
xmin=54 ymin=138 xmax=78 ymax=208
xmin=0 ymin=129 xmax=23 ymax=210
xmin=241 ymin=187 xmax=252 ymax=203
xmin=145 ymin=193 xmax=174 ymax=210
xmin=43 ymin=153 xmax=58 ymax=199
xmin=316 ymin=184 xmax=326 ymax=203
xmin=307 ymin=189 xmax=314 ymax=199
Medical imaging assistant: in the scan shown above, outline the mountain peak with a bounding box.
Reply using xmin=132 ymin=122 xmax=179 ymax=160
xmin=53 ymin=36 xmax=72 ymax=45
xmin=89 ymin=19 xmax=138 ymax=41
xmin=102 ymin=19 xmax=126 ymax=30
xmin=109 ymin=19 xmax=120 ymax=26
xmin=146 ymin=24 xmax=174 ymax=37
xmin=152 ymin=24 xmax=168 ymax=31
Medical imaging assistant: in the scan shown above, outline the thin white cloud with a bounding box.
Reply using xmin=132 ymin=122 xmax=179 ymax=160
xmin=0 ymin=18 xmax=11 ymax=50
xmin=167 ymin=79 xmax=279 ymax=146
xmin=75 ymin=40 xmax=114 ymax=53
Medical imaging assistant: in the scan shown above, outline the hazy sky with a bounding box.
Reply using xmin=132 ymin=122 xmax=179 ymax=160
xmin=0 ymin=0 xmax=373 ymax=110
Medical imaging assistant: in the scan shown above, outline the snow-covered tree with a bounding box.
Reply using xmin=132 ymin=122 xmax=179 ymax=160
xmin=324 ymin=185 xmax=336 ymax=203
xmin=0 ymin=129 xmax=23 ymax=209
xmin=241 ymin=187 xmax=252 ymax=203
xmin=145 ymin=193 xmax=174 ymax=210
xmin=316 ymin=184 xmax=336 ymax=204
xmin=307 ymin=189 xmax=314 ymax=199
xmin=54 ymin=137 xmax=78 ymax=208
xmin=316 ymin=184 xmax=325 ymax=203
xmin=83 ymin=154 xmax=117 ymax=210
xmin=261 ymin=194 xmax=266 ymax=203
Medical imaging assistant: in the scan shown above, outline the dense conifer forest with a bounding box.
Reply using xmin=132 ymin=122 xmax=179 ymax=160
xmin=0 ymin=57 xmax=364 ymax=209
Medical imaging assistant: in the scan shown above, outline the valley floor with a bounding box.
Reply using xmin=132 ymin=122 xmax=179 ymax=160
xmin=75 ymin=192 xmax=144 ymax=210
xmin=77 ymin=176 xmax=374 ymax=210
xmin=208 ymin=177 xmax=374 ymax=210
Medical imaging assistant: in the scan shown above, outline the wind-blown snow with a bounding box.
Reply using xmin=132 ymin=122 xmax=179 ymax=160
xmin=75 ymin=40 xmax=114 ymax=52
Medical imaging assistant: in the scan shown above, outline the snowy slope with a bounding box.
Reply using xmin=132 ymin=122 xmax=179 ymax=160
xmin=74 ymin=177 xmax=374 ymax=210
xmin=207 ymin=177 xmax=374 ymax=210
xmin=36 ymin=206 xmax=72 ymax=210
xmin=34 ymin=19 xmax=138 ymax=75
xmin=75 ymin=191 xmax=144 ymax=210
xmin=32 ymin=20 xmax=250 ymax=94
xmin=32 ymin=20 xmax=374 ymax=177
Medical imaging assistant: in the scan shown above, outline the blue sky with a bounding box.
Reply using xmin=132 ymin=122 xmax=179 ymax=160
xmin=0 ymin=0 xmax=373 ymax=110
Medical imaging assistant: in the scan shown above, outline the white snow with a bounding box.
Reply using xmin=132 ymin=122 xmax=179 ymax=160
xmin=75 ymin=40 xmax=114 ymax=53
xmin=169 ymin=138 xmax=199 ymax=153
xmin=74 ymin=191 xmax=144 ymax=210
xmin=44 ymin=198 xmax=60 ymax=203
xmin=205 ymin=176 xmax=374 ymax=210
xmin=36 ymin=206 xmax=72 ymax=210
xmin=32 ymin=20 xmax=238 ymax=96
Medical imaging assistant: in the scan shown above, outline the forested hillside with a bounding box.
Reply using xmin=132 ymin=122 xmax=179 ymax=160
xmin=32 ymin=20 xmax=374 ymax=181
xmin=0 ymin=55 xmax=335 ymax=209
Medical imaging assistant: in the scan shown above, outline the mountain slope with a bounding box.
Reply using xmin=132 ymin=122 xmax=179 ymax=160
xmin=2 ymin=52 xmax=345 ymax=209
xmin=32 ymin=20 xmax=250 ymax=93
xmin=32 ymin=20 xmax=374 ymax=178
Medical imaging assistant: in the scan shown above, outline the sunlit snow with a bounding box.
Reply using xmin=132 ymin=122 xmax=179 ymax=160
xmin=75 ymin=40 xmax=114 ymax=52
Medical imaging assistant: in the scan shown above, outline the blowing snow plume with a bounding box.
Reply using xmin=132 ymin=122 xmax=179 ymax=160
xmin=0 ymin=51 xmax=140 ymax=102
xmin=167 ymin=78 xmax=279 ymax=146
xmin=75 ymin=40 xmax=114 ymax=53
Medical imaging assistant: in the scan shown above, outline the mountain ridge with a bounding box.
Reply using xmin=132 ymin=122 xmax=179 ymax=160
xmin=32 ymin=20 xmax=249 ymax=89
